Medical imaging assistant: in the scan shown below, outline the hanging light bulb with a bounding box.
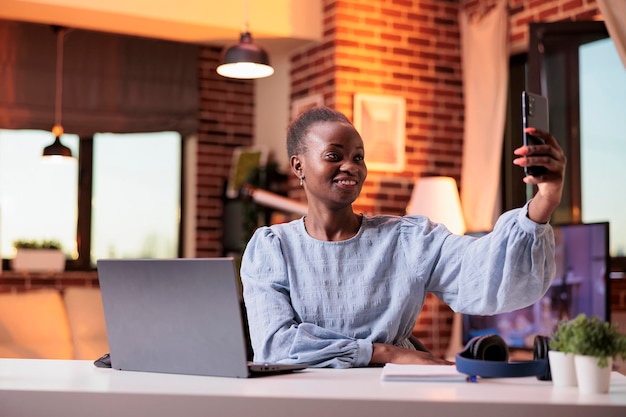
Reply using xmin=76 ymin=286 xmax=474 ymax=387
xmin=42 ymin=26 xmax=73 ymax=159
xmin=216 ymin=0 xmax=274 ymax=79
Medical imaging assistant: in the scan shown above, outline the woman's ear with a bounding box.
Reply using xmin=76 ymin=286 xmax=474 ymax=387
xmin=290 ymin=155 xmax=302 ymax=178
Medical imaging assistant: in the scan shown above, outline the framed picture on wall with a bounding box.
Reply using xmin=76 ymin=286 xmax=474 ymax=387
xmin=291 ymin=94 xmax=324 ymax=120
xmin=225 ymin=146 xmax=269 ymax=199
xmin=353 ymin=93 xmax=405 ymax=172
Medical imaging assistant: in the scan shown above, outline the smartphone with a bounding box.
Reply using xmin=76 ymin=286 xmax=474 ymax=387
xmin=522 ymin=91 xmax=549 ymax=176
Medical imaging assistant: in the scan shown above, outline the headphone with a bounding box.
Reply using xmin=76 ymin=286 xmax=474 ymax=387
xmin=455 ymin=334 xmax=551 ymax=380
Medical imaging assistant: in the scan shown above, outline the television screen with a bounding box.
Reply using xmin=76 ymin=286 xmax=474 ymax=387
xmin=462 ymin=222 xmax=610 ymax=350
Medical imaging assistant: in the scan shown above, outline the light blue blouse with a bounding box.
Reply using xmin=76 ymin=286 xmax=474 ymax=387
xmin=240 ymin=203 xmax=555 ymax=368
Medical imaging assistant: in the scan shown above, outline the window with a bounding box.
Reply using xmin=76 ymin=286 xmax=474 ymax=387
xmin=579 ymin=38 xmax=626 ymax=257
xmin=503 ymin=21 xmax=625 ymax=268
xmin=0 ymin=130 xmax=79 ymax=258
xmin=0 ymin=129 xmax=182 ymax=268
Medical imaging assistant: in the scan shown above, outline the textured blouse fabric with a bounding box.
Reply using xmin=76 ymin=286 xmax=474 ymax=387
xmin=240 ymin=202 xmax=555 ymax=368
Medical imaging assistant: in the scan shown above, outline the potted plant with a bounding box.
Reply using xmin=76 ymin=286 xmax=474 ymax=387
xmin=11 ymin=239 xmax=66 ymax=273
xmin=551 ymin=314 xmax=626 ymax=394
xmin=548 ymin=318 xmax=578 ymax=387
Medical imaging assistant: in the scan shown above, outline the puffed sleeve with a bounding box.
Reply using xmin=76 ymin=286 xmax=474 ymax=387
xmin=427 ymin=202 xmax=556 ymax=315
xmin=240 ymin=226 xmax=373 ymax=368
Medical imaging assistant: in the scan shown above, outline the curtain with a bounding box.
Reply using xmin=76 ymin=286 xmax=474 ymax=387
xmin=458 ymin=0 xmax=509 ymax=233
xmin=0 ymin=20 xmax=198 ymax=136
xmin=598 ymin=0 xmax=626 ymax=69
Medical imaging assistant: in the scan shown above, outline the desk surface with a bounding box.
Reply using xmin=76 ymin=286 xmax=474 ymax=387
xmin=1 ymin=359 xmax=625 ymax=417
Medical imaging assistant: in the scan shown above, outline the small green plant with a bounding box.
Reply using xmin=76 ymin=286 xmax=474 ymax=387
xmin=549 ymin=318 xmax=577 ymax=353
xmin=13 ymin=239 xmax=62 ymax=250
xmin=550 ymin=313 xmax=626 ymax=368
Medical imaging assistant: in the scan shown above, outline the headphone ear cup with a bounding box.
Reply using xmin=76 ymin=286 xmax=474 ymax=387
xmin=533 ymin=335 xmax=549 ymax=360
xmin=471 ymin=334 xmax=509 ymax=361
xmin=533 ymin=335 xmax=552 ymax=381
xmin=469 ymin=335 xmax=486 ymax=359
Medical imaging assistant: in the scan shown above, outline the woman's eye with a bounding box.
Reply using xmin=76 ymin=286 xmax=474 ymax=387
xmin=326 ymin=153 xmax=340 ymax=160
xmin=355 ymin=155 xmax=364 ymax=162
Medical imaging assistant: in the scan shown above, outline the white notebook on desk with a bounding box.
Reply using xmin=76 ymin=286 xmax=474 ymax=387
xmin=381 ymin=364 xmax=467 ymax=382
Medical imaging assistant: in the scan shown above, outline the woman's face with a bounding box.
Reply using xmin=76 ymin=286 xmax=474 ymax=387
xmin=294 ymin=121 xmax=367 ymax=210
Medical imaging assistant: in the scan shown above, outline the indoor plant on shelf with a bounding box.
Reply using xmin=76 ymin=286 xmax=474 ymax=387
xmin=551 ymin=314 xmax=626 ymax=394
xmin=11 ymin=239 xmax=66 ymax=273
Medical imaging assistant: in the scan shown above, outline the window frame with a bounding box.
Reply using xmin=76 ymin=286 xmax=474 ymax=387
xmin=502 ymin=21 xmax=624 ymax=272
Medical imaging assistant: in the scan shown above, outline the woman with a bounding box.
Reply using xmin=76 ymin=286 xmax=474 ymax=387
xmin=240 ymin=106 xmax=566 ymax=368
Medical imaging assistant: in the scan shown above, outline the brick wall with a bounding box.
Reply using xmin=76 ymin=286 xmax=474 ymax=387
xmin=288 ymin=0 xmax=605 ymax=358
xmin=507 ymin=0 xmax=602 ymax=54
xmin=195 ymin=47 xmax=255 ymax=257
xmin=0 ymin=271 xmax=98 ymax=293
xmin=612 ymin=279 xmax=626 ymax=312
xmin=292 ymin=0 xmax=465 ymax=216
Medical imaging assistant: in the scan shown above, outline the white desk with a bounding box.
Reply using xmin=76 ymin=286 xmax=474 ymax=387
xmin=1 ymin=359 xmax=625 ymax=417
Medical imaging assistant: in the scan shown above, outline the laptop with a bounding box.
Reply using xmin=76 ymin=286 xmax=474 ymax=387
xmin=96 ymin=257 xmax=306 ymax=378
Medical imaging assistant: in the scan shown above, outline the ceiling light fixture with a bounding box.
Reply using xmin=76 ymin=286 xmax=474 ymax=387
xmin=216 ymin=0 xmax=274 ymax=79
xmin=42 ymin=26 xmax=73 ymax=159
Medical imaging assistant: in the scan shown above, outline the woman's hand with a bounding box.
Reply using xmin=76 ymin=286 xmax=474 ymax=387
xmin=370 ymin=343 xmax=454 ymax=366
xmin=513 ymin=128 xmax=567 ymax=223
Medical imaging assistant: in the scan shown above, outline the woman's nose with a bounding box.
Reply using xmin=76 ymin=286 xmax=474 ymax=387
xmin=340 ymin=160 xmax=358 ymax=174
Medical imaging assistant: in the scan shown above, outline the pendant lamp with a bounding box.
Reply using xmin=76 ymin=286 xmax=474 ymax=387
xmin=42 ymin=26 xmax=73 ymax=159
xmin=216 ymin=0 xmax=274 ymax=79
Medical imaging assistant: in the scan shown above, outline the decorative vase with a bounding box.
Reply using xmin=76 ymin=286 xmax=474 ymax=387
xmin=548 ymin=350 xmax=577 ymax=387
xmin=11 ymin=249 xmax=66 ymax=273
xmin=574 ymin=355 xmax=612 ymax=394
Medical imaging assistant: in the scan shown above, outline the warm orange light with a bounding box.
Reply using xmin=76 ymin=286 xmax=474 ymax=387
xmin=407 ymin=176 xmax=466 ymax=235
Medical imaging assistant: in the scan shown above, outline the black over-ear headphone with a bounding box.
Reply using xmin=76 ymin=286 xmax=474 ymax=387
xmin=455 ymin=334 xmax=551 ymax=381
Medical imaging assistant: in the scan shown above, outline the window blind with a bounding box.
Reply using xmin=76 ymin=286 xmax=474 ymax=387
xmin=0 ymin=19 xmax=198 ymax=136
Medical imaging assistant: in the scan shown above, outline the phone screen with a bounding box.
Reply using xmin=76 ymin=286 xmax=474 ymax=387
xmin=522 ymin=91 xmax=549 ymax=176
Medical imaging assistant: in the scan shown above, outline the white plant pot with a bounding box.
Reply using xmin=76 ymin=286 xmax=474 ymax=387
xmin=548 ymin=350 xmax=577 ymax=387
xmin=11 ymin=249 xmax=66 ymax=273
xmin=574 ymin=355 xmax=612 ymax=394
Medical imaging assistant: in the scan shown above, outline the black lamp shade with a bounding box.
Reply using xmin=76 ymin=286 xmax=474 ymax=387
xmin=43 ymin=136 xmax=73 ymax=158
xmin=217 ymin=32 xmax=274 ymax=79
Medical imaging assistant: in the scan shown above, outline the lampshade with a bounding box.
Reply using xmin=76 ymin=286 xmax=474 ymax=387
xmin=43 ymin=135 xmax=72 ymax=158
xmin=217 ymin=31 xmax=274 ymax=79
xmin=406 ymin=176 xmax=466 ymax=235
xmin=216 ymin=0 xmax=274 ymax=79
